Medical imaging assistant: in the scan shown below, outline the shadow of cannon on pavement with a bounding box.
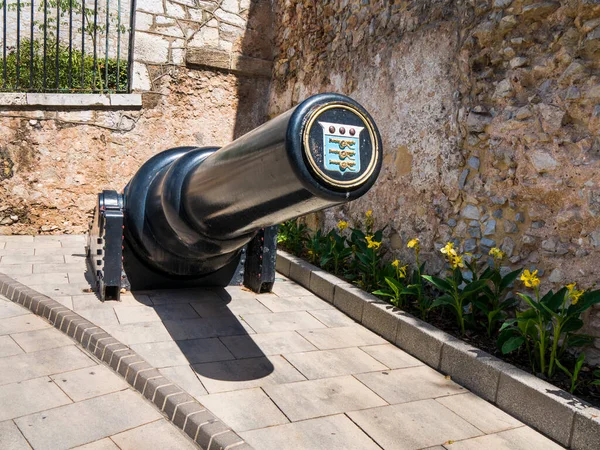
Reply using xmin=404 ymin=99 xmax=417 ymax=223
xmin=130 ymin=286 xmax=275 ymax=385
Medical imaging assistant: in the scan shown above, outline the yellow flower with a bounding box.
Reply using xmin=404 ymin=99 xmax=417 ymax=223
xmin=571 ymin=290 xmax=584 ymax=305
xmin=566 ymin=282 xmax=584 ymax=305
xmin=407 ymin=238 xmax=420 ymax=249
xmin=307 ymin=250 xmax=314 ymax=256
xmin=337 ymin=220 xmax=348 ymax=231
xmin=365 ymin=235 xmax=381 ymax=250
xmin=520 ymin=269 xmax=540 ymax=288
xmin=440 ymin=242 xmax=457 ymax=257
xmin=392 ymin=259 xmax=400 ymax=268
xmin=365 ymin=210 xmax=373 ymax=218
xmin=489 ymin=247 xmax=505 ymax=260
xmin=398 ymin=265 xmax=408 ymax=278
xmin=449 ymin=254 xmax=465 ymax=269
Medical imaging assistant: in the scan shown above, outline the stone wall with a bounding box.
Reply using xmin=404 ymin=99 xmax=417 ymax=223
xmin=268 ymin=0 xmax=600 ymax=359
xmin=0 ymin=0 xmax=273 ymax=233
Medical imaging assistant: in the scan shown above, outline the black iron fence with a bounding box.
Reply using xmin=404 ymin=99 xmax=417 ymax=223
xmin=1 ymin=0 xmax=136 ymax=93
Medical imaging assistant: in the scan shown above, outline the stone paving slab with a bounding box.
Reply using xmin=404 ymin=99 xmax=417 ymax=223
xmin=0 ymin=376 xmax=72 ymax=421
xmin=443 ymin=425 xmax=563 ymax=449
xmin=436 ymin=392 xmax=522 ymax=434
xmin=306 ymin=307 xmax=359 ymax=327
xmin=110 ymin=419 xmax=198 ymax=450
xmin=72 ymin=438 xmax=120 ymax=450
xmin=359 ymin=343 xmax=424 ymax=369
xmin=355 ymin=366 xmax=467 ymax=404
xmin=50 ymin=365 xmax=129 ymax=402
xmin=0 ymin=420 xmax=31 ymax=450
xmin=263 ymin=375 xmax=388 ymax=421
xmin=0 ymin=235 xmax=572 ymax=450
xmin=10 ymin=327 xmax=75 ymax=352
xmin=298 ymin=324 xmax=387 ymax=349
xmin=220 ymin=330 xmax=318 ymax=358
xmin=193 ymin=355 xmax=306 ymax=393
xmin=158 ymin=365 xmax=208 ymax=398
xmin=282 ymin=347 xmax=388 ymax=379
xmin=0 ymin=345 xmax=95 ymax=385
xmin=0 ymin=314 xmax=51 ymax=336
xmin=0 ymin=298 xmax=31 ymax=319
xmin=200 ymin=387 xmax=289 ymax=432
xmin=240 ymin=414 xmax=381 ymax=450
xmin=0 ymin=334 xmax=23 ymax=357
xmin=241 ymin=310 xmax=327 ymax=333
xmin=347 ymin=399 xmax=483 ymax=449
xmin=14 ymin=390 xmax=163 ymax=450
xmin=256 ymin=293 xmax=336 ymax=312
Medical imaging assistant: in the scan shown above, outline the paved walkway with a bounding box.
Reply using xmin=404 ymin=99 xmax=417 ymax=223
xmin=0 ymin=235 xmax=564 ymax=449
xmin=0 ymin=295 xmax=198 ymax=449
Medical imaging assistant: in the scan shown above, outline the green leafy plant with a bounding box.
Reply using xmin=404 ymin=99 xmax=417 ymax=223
xmin=305 ymin=228 xmax=326 ymax=265
xmin=404 ymin=238 xmax=431 ymax=319
xmin=277 ymin=219 xmax=308 ymax=255
xmin=498 ymin=274 xmax=599 ymax=377
xmin=349 ymin=227 xmax=385 ymax=292
xmin=556 ymin=353 xmax=586 ymax=394
xmin=373 ymin=260 xmax=408 ymax=308
xmin=471 ymin=248 xmax=521 ymax=337
xmin=320 ymin=222 xmax=352 ymax=276
xmin=423 ymin=242 xmax=488 ymax=335
xmin=592 ymin=367 xmax=600 ymax=387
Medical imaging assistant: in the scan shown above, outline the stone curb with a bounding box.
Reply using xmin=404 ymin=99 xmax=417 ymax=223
xmin=0 ymin=93 xmax=143 ymax=108
xmin=277 ymin=249 xmax=599 ymax=450
xmin=0 ymin=273 xmax=251 ymax=450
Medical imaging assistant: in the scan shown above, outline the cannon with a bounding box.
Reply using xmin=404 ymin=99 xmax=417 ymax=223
xmin=87 ymin=93 xmax=383 ymax=300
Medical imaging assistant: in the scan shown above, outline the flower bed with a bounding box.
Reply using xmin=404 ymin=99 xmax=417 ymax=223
xmin=278 ymin=212 xmax=600 ymax=407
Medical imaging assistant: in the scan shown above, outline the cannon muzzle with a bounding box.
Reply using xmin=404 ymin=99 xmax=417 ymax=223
xmin=87 ymin=93 xmax=382 ymax=300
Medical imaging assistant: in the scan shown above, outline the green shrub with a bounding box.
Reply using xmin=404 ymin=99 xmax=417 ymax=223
xmin=1 ymin=38 xmax=127 ymax=92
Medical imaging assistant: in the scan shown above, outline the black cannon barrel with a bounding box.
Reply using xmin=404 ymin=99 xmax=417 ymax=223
xmin=123 ymin=93 xmax=382 ymax=279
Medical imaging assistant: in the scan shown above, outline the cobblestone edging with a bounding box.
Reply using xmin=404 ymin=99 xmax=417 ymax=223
xmin=277 ymin=249 xmax=600 ymax=450
xmin=0 ymin=273 xmax=251 ymax=450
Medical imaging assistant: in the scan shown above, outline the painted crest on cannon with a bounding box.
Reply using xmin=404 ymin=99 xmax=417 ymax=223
xmin=318 ymin=121 xmax=364 ymax=174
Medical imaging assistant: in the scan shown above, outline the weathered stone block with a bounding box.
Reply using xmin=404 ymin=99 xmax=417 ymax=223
xmin=333 ymin=282 xmax=372 ymax=322
xmin=132 ymin=61 xmax=151 ymax=91
xmin=109 ymin=94 xmax=143 ymax=107
xmin=26 ymin=94 xmax=110 ymax=107
xmin=186 ymin=47 xmax=230 ymax=71
xmin=288 ymin=258 xmax=312 ymax=288
xmin=231 ymin=54 xmax=273 ymax=78
xmin=395 ymin=313 xmax=454 ymax=369
xmin=496 ymin=367 xmax=583 ymax=446
xmin=215 ymin=9 xmax=246 ymax=27
xmin=135 ymin=32 xmax=170 ymax=64
xmin=0 ymin=93 xmax=26 ymax=106
xmin=309 ymin=269 xmax=343 ymax=304
xmin=440 ymin=339 xmax=513 ymax=402
xmin=572 ymin=406 xmax=600 ymax=450
xmin=137 ymin=0 xmax=164 ymax=14
xmin=362 ymin=301 xmax=400 ymax=342
xmin=275 ymin=251 xmax=292 ymax=276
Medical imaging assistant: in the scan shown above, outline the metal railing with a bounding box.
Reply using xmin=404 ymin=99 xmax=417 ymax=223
xmin=1 ymin=0 xmax=136 ymax=93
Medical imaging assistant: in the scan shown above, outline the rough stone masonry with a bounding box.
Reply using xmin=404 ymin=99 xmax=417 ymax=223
xmin=267 ymin=0 xmax=600 ymax=361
